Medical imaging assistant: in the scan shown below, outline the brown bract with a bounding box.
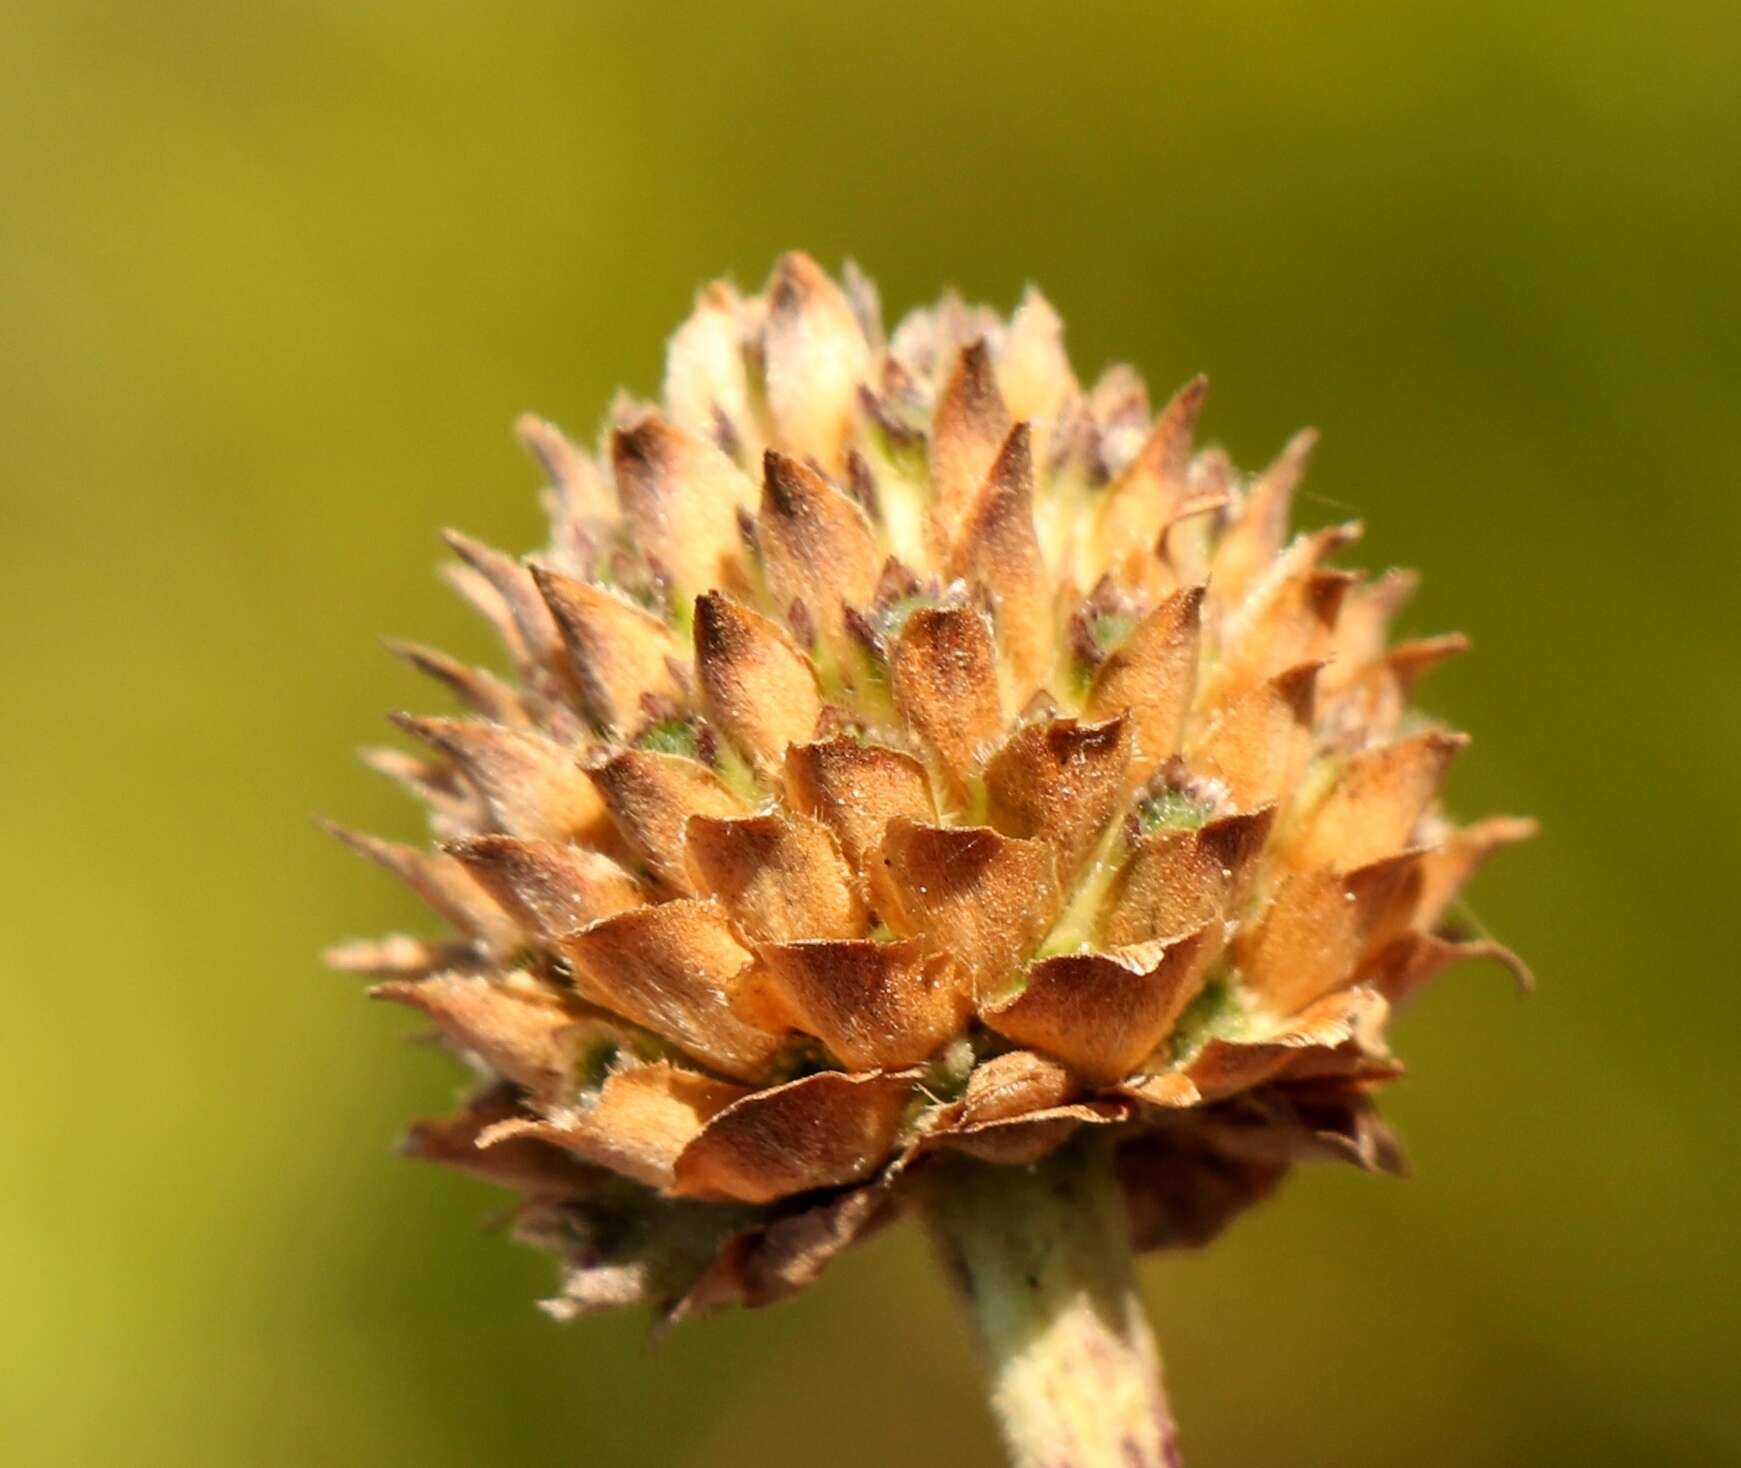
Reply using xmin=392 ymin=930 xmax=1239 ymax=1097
xmin=759 ymin=451 xmax=881 ymax=657
xmin=758 ymin=938 xmax=967 ymax=1068
xmin=1084 ymin=584 xmax=1202 ymax=785
xmin=444 ymin=834 xmax=645 ymax=945
xmin=946 ymin=423 xmax=1052 ymax=700
xmin=685 ymin=809 xmax=864 ymax=943
xmin=530 ymin=564 xmax=683 ymax=734
xmin=330 ymin=254 xmax=1531 ymax=1324
xmin=611 ymin=415 xmax=756 ymax=600
xmin=870 ymin=819 xmax=1062 ymax=996
xmin=559 ymin=900 xmax=778 ymax=1082
xmin=782 ymin=736 xmax=936 ymax=867
xmin=932 ymin=339 xmax=1015 ymax=535
xmin=588 ymin=749 xmax=742 ymax=894
xmin=983 ymin=929 xmax=1213 ymax=1085
xmin=985 ymin=715 xmax=1132 ymax=879
xmin=693 ymin=592 xmax=822 ymax=767
xmin=889 ymin=604 xmax=1002 ymax=801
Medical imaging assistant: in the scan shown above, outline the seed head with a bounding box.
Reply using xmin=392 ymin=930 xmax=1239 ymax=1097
xmin=329 ymin=253 xmax=1532 ymax=1326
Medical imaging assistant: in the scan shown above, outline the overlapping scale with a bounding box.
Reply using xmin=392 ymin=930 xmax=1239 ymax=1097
xmin=329 ymin=254 xmax=1530 ymax=1324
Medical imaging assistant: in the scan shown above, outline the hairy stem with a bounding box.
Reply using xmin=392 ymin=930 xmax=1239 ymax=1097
xmin=922 ymin=1138 xmax=1180 ymax=1468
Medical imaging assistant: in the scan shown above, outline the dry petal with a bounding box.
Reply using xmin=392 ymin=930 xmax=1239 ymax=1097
xmin=559 ymin=901 xmax=779 ymax=1082
xmin=1085 ymin=585 xmax=1203 ymax=785
xmin=676 ymin=1177 xmax=897 ymax=1317
xmin=611 ymin=415 xmax=756 ymax=600
xmin=588 ymin=748 xmax=743 ymax=895
xmin=373 ymin=972 xmax=578 ymax=1101
xmin=956 ymin=1050 xmax=1077 ymax=1125
xmin=1359 ymin=931 xmax=1534 ymax=1006
xmin=441 ymin=529 xmax=567 ymax=676
xmin=985 ymin=715 xmax=1132 ymax=878
xmin=758 ymin=938 xmax=966 ymax=1068
xmin=440 ymin=559 xmax=529 ymax=669
xmin=983 ymin=929 xmax=1212 ymax=1084
xmin=1411 ymin=814 xmax=1538 ymax=930
xmin=525 ymin=1193 xmax=746 ymax=1324
xmin=684 ymin=810 xmax=866 ymax=944
xmin=1119 ymin=1126 xmax=1287 ymax=1251
xmin=1093 ymin=375 xmax=1208 ymax=569
xmin=1279 ymin=1085 xmax=1410 ymax=1174
xmin=530 ymin=565 xmax=683 ymax=733
xmin=1213 ymin=568 xmax=1356 ymax=702
xmin=870 ymin=819 xmax=1061 ymax=995
xmin=663 ymin=281 xmax=760 ymax=466
xmin=946 ymin=423 xmax=1052 ymax=699
xmin=403 ymin=1084 xmax=599 ymax=1198
xmin=889 ymin=604 xmax=1002 ymax=799
xmin=1117 ymin=1071 xmax=1202 ymax=1111
xmin=937 ymin=1101 xmax=1130 ymax=1167
xmin=763 ymin=251 xmax=870 ymax=473
xmin=384 ymin=639 xmax=527 ymax=725
xmin=393 ymin=714 xmax=611 ymax=847
xmin=357 ymin=745 xmax=480 ymax=833
xmin=1285 ymin=731 xmax=1467 ymax=873
xmin=323 ymin=821 xmax=513 ymax=949
xmin=782 ymin=736 xmax=936 ymax=868
xmin=1324 ymin=633 xmax=1470 ymax=736
xmin=1210 ymin=428 xmax=1317 ymax=611
xmin=672 ymin=1070 xmax=914 ymax=1204
xmin=758 ymin=451 xmax=882 ymax=652
xmin=931 ymin=339 xmax=1013 ymax=532
xmin=485 ymin=1062 xmax=747 ymax=1191
xmin=516 ymin=413 xmax=616 ymax=529
xmin=444 ymin=834 xmax=645 ymax=946
xmin=1188 ymin=661 xmax=1320 ymax=809
xmin=1102 ymin=806 xmax=1276 ymax=947
xmin=693 ymin=591 xmax=822 ymax=766
xmin=1234 ymin=854 xmax=1421 ymax=1015
xmin=1331 ymin=567 xmax=1419 ymax=672
xmin=996 ymin=288 xmax=1077 ymax=468
xmin=1187 ymin=987 xmax=1389 ymax=1101
xmin=324 ymin=933 xmax=463 ymax=978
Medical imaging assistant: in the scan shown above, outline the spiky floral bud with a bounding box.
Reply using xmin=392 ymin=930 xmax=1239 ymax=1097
xmin=330 ymin=253 xmax=1530 ymax=1462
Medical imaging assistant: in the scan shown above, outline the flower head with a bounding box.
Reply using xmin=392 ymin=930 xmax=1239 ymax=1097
xmin=329 ymin=253 xmax=1531 ymax=1326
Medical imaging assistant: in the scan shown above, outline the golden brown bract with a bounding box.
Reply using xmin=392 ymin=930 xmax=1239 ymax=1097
xmin=329 ymin=254 xmax=1530 ymax=1325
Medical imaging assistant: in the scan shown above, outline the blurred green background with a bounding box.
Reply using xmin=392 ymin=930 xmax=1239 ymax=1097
xmin=4 ymin=2 xmax=1737 ymax=1464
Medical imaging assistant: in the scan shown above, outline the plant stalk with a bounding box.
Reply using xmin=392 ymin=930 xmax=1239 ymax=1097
xmin=922 ymin=1137 xmax=1180 ymax=1468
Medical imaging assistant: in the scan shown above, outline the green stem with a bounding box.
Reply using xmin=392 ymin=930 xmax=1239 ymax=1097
xmin=922 ymin=1137 xmax=1181 ymax=1468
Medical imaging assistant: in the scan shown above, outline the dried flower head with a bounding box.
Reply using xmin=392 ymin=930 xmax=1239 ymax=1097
xmin=329 ymin=253 xmax=1531 ymax=1332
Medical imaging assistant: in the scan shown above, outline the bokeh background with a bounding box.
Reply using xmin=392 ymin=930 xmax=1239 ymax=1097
xmin=4 ymin=2 xmax=1737 ymax=1464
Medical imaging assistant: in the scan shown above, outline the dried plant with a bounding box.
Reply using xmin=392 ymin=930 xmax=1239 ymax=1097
xmin=328 ymin=254 xmax=1530 ymax=1466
